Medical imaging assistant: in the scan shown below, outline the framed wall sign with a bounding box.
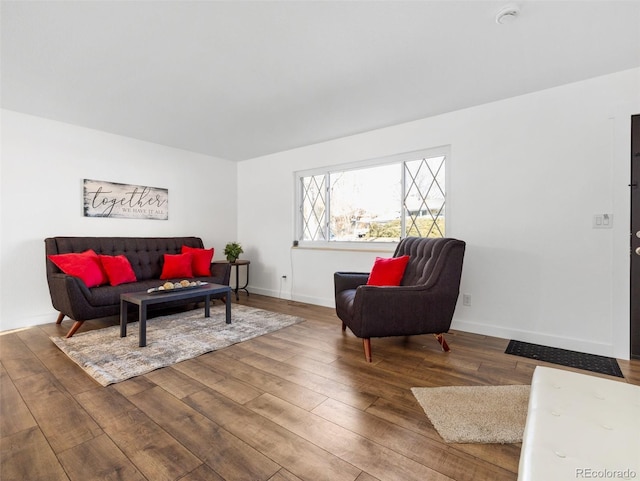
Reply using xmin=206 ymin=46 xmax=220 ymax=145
xmin=83 ymin=179 xmax=169 ymax=220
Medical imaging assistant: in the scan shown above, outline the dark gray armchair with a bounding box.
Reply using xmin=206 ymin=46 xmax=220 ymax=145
xmin=334 ymin=237 xmax=466 ymax=362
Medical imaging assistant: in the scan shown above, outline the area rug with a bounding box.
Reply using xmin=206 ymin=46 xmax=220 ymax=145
xmin=51 ymin=305 xmax=304 ymax=386
xmin=505 ymin=340 xmax=624 ymax=378
xmin=411 ymin=385 xmax=530 ymax=444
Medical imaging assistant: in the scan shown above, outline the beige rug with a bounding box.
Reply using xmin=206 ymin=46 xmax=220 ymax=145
xmin=411 ymin=384 xmax=530 ymax=444
xmin=51 ymin=304 xmax=303 ymax=386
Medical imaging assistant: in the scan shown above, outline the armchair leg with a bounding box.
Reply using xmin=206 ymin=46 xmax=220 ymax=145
xmin=65 ymin=321 xmax=84 ymax=338
xmin=363 ymin=338 xmax=372 ymax=362
xmin=55 ymin=312 xmax=65 ymax=324
xmin=341 ymin=322 xmax=346 ymax=332
xmin=434 ymin=333 xmax=450 ymax=352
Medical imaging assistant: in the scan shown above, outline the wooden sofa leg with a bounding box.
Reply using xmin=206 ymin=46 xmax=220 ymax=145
xmin=434 ymin=333 xmax=450 ymax=352
xmin=341 ymin=322 xmax=346 ymax=332
xmin=65 ymin=321 xmax=84 ymax=338
xmin=56 ymin=312 xmax=65 ymax=324
xmin=363 ymin=338 xmax=372 ymax=362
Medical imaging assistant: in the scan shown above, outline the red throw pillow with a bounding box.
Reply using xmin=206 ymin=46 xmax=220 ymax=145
xmin=366 ymin=255 xmax=410 ymax=286
xmin=99 ymin=255 xmax=137 ymax=286
xmin=160 ymin=253 xmax=193 ymax=279
xmin=47 ymin=249 xmax=108 ymax=288
xmin=181 ymin=245 xmax=214 ymax=277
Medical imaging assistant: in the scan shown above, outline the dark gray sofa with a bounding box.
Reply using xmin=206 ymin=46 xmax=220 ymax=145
xmin=45 ymin=236 xmax=231 ymax=337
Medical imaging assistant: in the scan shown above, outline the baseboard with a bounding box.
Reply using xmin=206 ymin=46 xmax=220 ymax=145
xmin=291 ymin=293 xmax=334 ymax=308
xmin=0 ymin=311 xmax=59 ymax=333
xmin=246 ymin=286 xmax=335 ymax=308
xmin=452 ymin=319 xmax=616 ymax=359
xmin=246 ymin=286 xmax=285 ymax=300
xmin=232 ymin=289 xmax=621 ymax=360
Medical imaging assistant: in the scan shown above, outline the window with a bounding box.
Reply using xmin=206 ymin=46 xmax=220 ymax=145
xmin=296 ymin=147 xmax=448 ymax=244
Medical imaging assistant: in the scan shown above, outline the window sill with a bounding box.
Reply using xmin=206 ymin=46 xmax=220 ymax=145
xmin=293 ymin=242 xmax=397 ymax=254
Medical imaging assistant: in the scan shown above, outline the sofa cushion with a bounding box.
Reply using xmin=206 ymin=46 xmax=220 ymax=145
xmin=84 ymin=275 xmax=225 ymax=307
xmin=99 ymin=254 xmax=137 ymax=286
xmin=181 ymin=245 xmax=214 ymax=276
xmin=160 ymin=253 xmax=193 ymax=279
xmin=48 ymin=249 xmax=108 ymax=288
xmin=85 ymin=279 xmax=161 ymax=307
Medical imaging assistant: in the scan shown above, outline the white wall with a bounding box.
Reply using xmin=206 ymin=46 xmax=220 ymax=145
xmin=238 ymin=68 xmax=640 ymax=359
xmin=0 ymin=110 xmax=237 ymax=332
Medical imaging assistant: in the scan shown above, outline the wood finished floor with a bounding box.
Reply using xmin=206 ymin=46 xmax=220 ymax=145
xmin=2 ymin=294 xmax=639 ymax=481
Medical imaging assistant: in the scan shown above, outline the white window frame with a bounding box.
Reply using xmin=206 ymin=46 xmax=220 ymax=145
xmin=294 ymin=146 xmax=450 ymax=250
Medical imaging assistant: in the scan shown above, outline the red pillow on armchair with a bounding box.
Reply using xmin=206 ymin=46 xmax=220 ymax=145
xmin=366 ymin=255 xmax=410 ymax=286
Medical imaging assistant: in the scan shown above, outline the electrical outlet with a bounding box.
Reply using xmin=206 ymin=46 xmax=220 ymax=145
xmin=593 ymin=214 xmax=613 ymax=229
xmin=462 ymin=294 xmax=472 ymax=306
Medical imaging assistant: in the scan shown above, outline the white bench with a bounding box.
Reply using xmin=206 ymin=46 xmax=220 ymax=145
xmin=518 ymin=366 xmax=640 ymax=481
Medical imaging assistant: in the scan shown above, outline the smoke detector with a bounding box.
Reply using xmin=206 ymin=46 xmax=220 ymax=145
xmin=495 ymin=4 xmax=520 ymax=24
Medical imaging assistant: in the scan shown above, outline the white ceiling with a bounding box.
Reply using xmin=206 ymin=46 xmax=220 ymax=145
xmin=2 ymin=1 xmax=639 ymax=161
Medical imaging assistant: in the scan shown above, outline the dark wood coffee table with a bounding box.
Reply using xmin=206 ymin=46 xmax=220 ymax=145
xmin=119 ymin=283 xmax=232 ymax=347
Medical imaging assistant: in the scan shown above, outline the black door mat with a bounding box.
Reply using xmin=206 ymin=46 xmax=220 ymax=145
xmin=505 ymin=340 xmax=624 ymax=378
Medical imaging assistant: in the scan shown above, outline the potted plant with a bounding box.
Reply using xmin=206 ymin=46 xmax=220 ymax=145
xmin=224 ymin=242 xmax=243 ymax=263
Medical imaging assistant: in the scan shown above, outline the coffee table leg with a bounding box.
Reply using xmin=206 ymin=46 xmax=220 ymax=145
xmin=139 ymin=303 xmax=147 ymax=347
xmin=225 ymin=291 xmax=231 ymax=324
xmin=204 ymin=295 xmax=210 ymax=317
xmin=120 ymin=300 xmax=128 ymax=337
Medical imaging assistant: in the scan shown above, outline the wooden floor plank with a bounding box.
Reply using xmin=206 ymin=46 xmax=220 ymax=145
xmin=57 ymin=433 xmax=147 ymax=481
xmin=267 ymin=469 xmax=305 ymax=481
xmin=198 ymin=351 xmax=329 ymax=411
xmin=0 ymin=426 xmax=70 ymax=481
xmin=354 ymin=473 xmax=382 ymax=481
xmin=240 ymin=352 xmax=378 ymax=410
xmin=0 ymin=364 xmax=37 ymax=437
xmin=19 ymin=326 xmax=103 ymax=395
xmin=312 ymin=397 xmax=516 ymax=481
xmin=171 ymin=357 xmax=226 ymax=386
xmin=245 ymin=392 xmax=454 ymax=481
xmin=281 ymin=351 xmax=428 ymax=410
xmin=76 ymin=386 xmax=201 ymax=481
xmin=131 ymin=385 xmax=281 ymax=481
xmin=365 ymin=393 xmax=522 ymax=473
xmin=0 ymin=333 xmax=49 ymax=381
xmin=185 ymin=387 xmax=363 ymax=481
xmin=177 ymin=463 xmax=225 ymax=481
xmin=253 ymin=334 xmax=341 ymax=364
xmin=14 ymin=373 xmax=103 ymax=454
xmin=144 ymin=365 xmax=206 ymax=399
xmin=172 ymin=357 xmax=264 ymax=404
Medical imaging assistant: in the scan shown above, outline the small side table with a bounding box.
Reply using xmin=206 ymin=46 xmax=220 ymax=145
xmin=214 ymin=259 xmax=250 ymax=301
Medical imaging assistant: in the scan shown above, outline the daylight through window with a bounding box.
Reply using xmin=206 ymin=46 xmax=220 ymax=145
xmin=296 ymin=148 xmax=448 ymax=243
